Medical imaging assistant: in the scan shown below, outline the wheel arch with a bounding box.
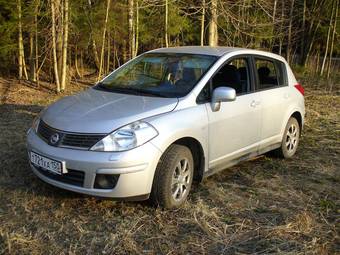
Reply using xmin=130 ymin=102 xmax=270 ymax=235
xmin=153 ymin=136 xmax=206 ymax=183
xmin=291 ymin=111 xmax=303 ymax=132
xmin=170 ymin=137 xmax=206 ymax=182
xmin=280 ymin=107 xmax=304 ymax=137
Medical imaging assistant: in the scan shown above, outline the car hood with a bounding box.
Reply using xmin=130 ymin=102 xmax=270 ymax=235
xmin=42 ymin=88 xmax=178 ymax=133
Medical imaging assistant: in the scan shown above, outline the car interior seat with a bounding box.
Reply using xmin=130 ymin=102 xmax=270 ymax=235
xmin=212 ymin=65 xmax=242 ymax=94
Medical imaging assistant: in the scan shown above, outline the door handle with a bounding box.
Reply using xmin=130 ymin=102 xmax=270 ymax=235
xmin=250 ymin=100 xmax=260 ymax=107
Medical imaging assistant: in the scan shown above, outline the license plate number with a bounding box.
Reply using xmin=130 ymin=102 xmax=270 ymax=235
xmin=30 ymin=151 xmax=64 ymax=175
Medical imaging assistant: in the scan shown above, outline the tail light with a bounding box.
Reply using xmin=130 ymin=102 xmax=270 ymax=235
xmin=294 ymin=84 xmax=304 ymax=96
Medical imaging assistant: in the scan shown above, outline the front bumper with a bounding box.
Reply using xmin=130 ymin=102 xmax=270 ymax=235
xmin=26 ymin=129 xmax=162 ymax=199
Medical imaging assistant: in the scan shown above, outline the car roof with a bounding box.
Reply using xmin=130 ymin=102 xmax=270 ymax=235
xmin=148 ymin=46 xmax=286 ymax=61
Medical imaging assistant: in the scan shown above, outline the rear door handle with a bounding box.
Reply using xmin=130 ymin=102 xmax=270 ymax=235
xmin=250 ymin=100 xmax=260 ymax=108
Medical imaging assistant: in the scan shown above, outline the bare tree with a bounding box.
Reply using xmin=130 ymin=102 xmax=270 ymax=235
xmin=87 ymin=0 xmax=100 ymax=70
xmin=200 ymin=0 xmax=205 ymax=46
xmin=29 ymin=31 xmax=36 ymax=82
xmin=17 ymin=0 xmax=28 ymax=80
xmin=128 ymin=0 xmax=135 ymax=58
xmin=60 ymin=0 xmax=69 ymax=91
xmin=56 ymin=0 xmax=63 ymax=81
xmin=208 ymin=0 xmax=218 ymax=46
xmin=287 ymin=0 xmax=295 ymax=63
xmin=134 ymin=0 xmax=139 ymax=57
xmin=107 ymin=30 xmax=110 ymax=73
xmin=320 ymin=0 xmax=335 ymax=76
xmin=326 ymin=0 xmax=338 ymax=78
xmin=51 ymin=0 xmax=61 ymax=92
xmin=35 ymin=0 xmax=39 ymax=83
xmin=97 ymin=0 xmax=111 ymax=80
xmin=165 ymin=0 xmax=169 ymax=47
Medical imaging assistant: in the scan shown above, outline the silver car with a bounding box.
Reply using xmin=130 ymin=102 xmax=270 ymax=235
xmin=27 ymin=47 xmax=305 ymax=208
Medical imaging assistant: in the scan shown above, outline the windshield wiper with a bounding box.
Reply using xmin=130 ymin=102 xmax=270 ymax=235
xmin=130 ymin=88 xmax=168 ymax=98
xmin=95 ymin=83 xmax=167 ymax=98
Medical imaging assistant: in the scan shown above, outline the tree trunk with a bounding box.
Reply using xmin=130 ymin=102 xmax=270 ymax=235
xmin=128 ymin=0 xmax=135 ymax=58
xmin=17 ymin=0 xmax=22 ymax=80
xmin=80 ymin=49 xmax=83 ymax=76
xmin=97 ymin=0 xmax=110 ymax=80
xmin=75 ymin=45 xmax=81 ymax=78
xmin=305 ymin=20 xmax=321 ymax=65
xmin=134 ymin=0 xmax=139 ymax=57
xmin=61 ymin=0 xmax=69 ymax=91
xmin=29 ymin=32 xmax=36 ymax=82
xmin=51 ymin=0 xmax=61 ymax=92
xmin=326 ymin=0 xmax=338 ymax=78
xmin=56 ymin=0 xmax=63 ymax=81
xmin=17 ymin=0 xmax=28 ymax=80
xmin=35 ymin=0 xmax=39 ymax=84
xmin=200 ymin=0 xmax=205 ymax=46
xmin=279 ymin=0 xmax=285 ymax=55
xmin=113 ymin=30 xmax=116 ymax=69
xmin=286 ymin=0 xmax=295 ymax=63
xmin=300 ymin=0 xmax=306 ymax=65
xmin=270 ymin=0 xmax=277 ymax=51
xmin=87 ymin=0 xmax=100 ymax=70
xmin=107 ymin=30 xmax=110 ymax=73
xmin=320 ymin=0 xmax=335 ymax=76
xmin=165 ymin=0 xmax=169 ymax=47
xmin=316 ymin=49 xmax=320 ymax=74
xmin=208 ymin=0 xmax=218 ymax=46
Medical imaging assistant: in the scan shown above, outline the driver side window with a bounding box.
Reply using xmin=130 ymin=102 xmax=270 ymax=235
xmin=212 ymin=58 xmax=250 ymax=94
xmin=197 ymin=57 xmax=251 ymax=103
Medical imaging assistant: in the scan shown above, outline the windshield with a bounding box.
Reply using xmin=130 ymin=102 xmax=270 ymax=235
xmin=96 ymin=53 xmax=217 ymax=98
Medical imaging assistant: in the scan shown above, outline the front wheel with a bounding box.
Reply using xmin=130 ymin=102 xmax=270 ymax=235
xmin=150 ymin=144 xmax=194 ymax=209
xmin=275 ymin=117 xmax=300 ymax=158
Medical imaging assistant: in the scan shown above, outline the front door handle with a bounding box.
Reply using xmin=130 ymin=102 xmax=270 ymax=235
xmin=250 ymin=100 xmax=260 ymax=108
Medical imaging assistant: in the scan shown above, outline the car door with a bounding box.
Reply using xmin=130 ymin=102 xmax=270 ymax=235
xmin=197 ymin=56 xmax=262 ymax=169
xmin=252 ymin=56 xmax=290 ymax=149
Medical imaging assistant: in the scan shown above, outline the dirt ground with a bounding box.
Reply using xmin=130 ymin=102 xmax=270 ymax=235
xmin=0 ymin=78 xmax=339 ymax=254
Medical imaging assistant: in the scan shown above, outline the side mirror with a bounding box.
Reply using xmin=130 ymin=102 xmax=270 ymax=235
xmin=211 ymin=86 xmax=236 ymax=111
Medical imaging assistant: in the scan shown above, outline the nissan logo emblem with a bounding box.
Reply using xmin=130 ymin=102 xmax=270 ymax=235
xmin=50 ymin=133 xmax=60 ymax=144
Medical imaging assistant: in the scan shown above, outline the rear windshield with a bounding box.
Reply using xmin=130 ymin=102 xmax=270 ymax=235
xmin=96 ymin=53 xmax=217 ymax=98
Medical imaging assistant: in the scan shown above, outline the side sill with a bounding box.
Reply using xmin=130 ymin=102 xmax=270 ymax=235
xmin=203 ymin=142 xmax=281 ymax=179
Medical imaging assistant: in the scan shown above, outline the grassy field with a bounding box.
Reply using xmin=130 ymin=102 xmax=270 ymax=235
xmin=0 ymin=78 xmax=339 ymax=254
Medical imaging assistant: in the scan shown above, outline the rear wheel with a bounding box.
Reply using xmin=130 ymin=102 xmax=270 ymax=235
xmin=275 ymin=117 xmax=300 ymax=158
xmin=150 ymin=144 xmax=193 ymax=209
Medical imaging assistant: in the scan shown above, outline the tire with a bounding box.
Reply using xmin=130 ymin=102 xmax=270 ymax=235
xmin=150 ymin=144 xmax=194 ymax=209
xmin=274 ymin=117 xmax=300 ymax=158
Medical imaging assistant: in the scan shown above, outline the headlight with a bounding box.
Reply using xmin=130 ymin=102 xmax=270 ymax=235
xmin=90 ymin=121 xmax=158 ymax=152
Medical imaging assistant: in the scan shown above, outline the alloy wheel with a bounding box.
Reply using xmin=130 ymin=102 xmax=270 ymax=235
xmin=286 ymin=123 xmax=298 ymax=152
xmin=171 ymin=158 xmax=191 ymax=202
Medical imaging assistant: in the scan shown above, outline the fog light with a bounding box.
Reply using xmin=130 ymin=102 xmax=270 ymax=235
xmin=94 ymin=174 xmax=120 ymax=189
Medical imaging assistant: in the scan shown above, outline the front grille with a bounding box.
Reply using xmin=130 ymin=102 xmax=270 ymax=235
xmin=62 ymin=133 xmax=105 ymax=148
xmin=37 ymin=120 xmax=106 ymax=149
xmin=37 ymin=167 xmax=85 ymax=187
xmin=38 ymin=120 xmax=55 ymax=141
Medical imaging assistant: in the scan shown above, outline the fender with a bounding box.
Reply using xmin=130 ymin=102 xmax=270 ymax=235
xmin=280 ymin=105 xmax=304 ymax=138
xmin=146 ymin=104 xmax=209 ymax=172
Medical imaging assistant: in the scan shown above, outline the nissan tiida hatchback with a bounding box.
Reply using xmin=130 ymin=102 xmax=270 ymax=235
xmin=27 ymin=47 xmax=305 ymax=208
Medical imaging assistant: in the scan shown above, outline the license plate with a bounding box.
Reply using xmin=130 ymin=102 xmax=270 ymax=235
xmin=30 ymin=151 xmax=65 ymax=175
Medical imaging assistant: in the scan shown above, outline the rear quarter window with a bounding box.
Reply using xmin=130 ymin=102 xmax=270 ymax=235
xmin=255 ymin=58 xmax=287 ymax=90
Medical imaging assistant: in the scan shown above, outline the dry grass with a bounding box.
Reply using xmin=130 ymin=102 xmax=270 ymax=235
xmin=0 ymin=77 xmax=339 ymax=254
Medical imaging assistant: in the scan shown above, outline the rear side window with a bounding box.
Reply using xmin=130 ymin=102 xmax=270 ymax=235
xmin=255 ymin=58 xmax=285 ymax=90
